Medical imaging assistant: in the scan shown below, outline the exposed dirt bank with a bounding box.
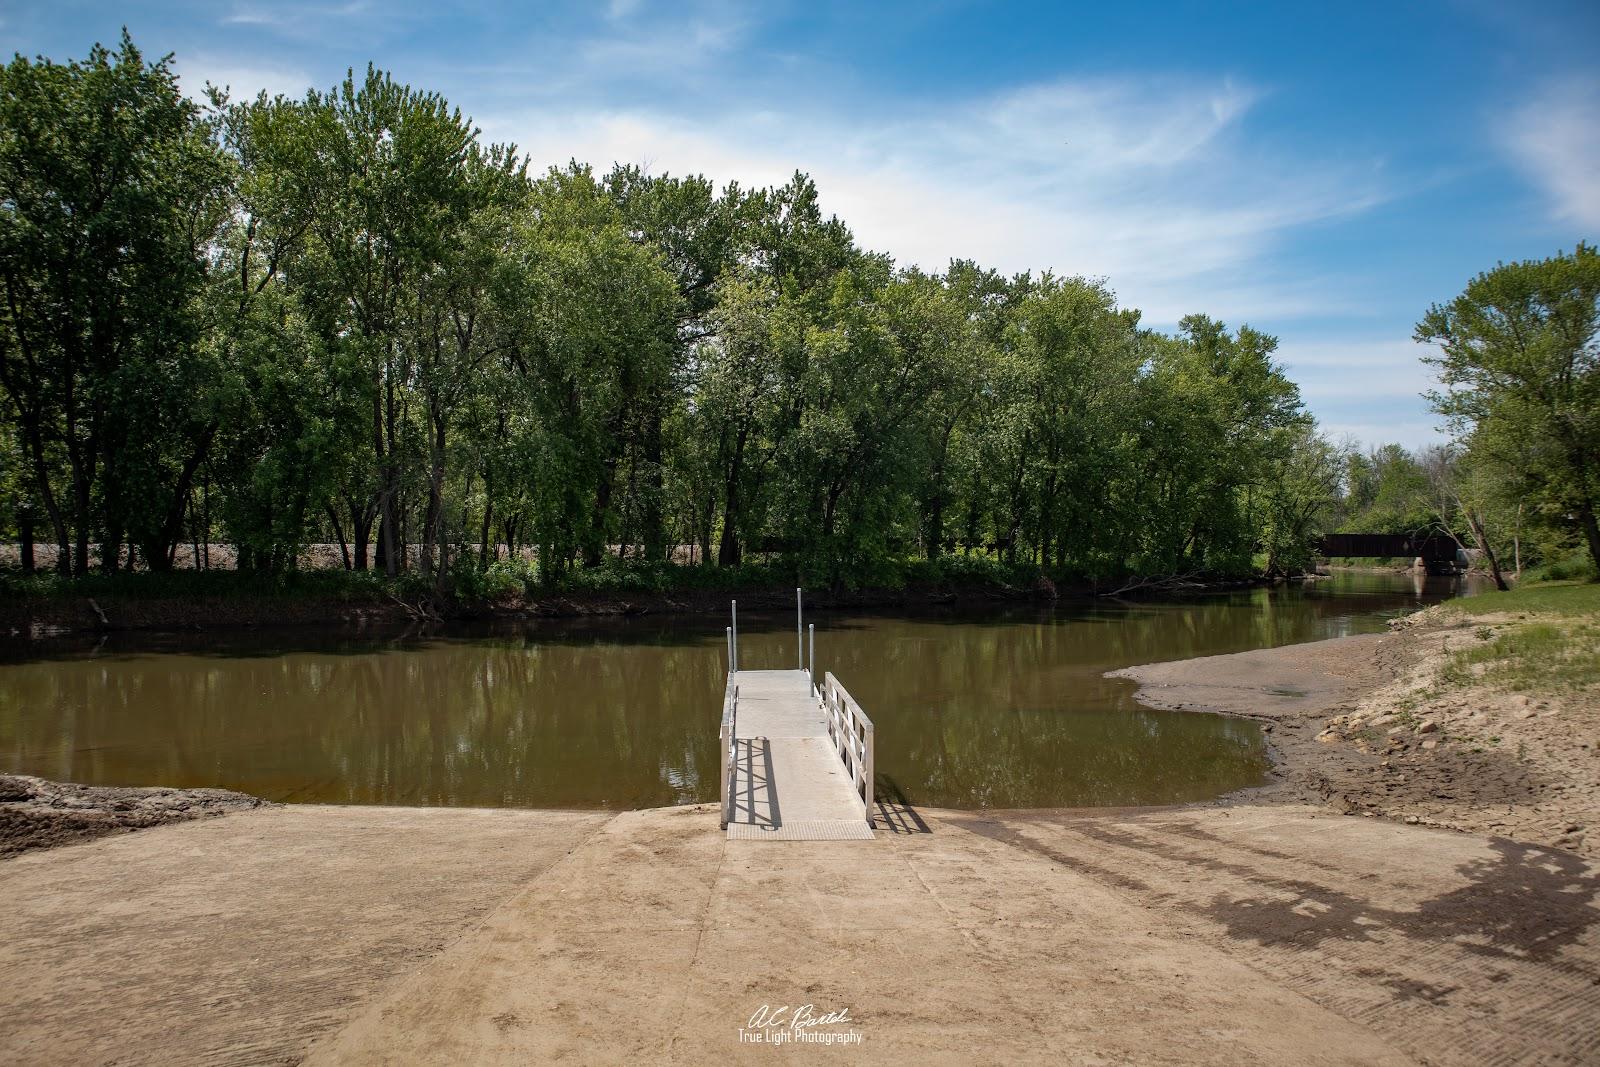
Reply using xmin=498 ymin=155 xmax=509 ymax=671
xmin=1111 ymin=613 xmax=1599 ymax=858
xmin=0 ymin=774 xmax=269 ymax=859
xmin=3 ymin=803 xmax=1592 ymax=1065
xmin=1 ymin=593 xmax=418 ymax=638
xmin=0 ymin=575 xmax=1268 ymax=639
xmin=0 ymin=584 xmax=1029 ymax=641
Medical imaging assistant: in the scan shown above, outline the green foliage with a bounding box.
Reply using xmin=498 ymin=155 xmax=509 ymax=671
xmin=3 ymin=33 xmax=1344 ymax=594
xmin=1338 ymin=444 xmax=1434 ymax=534
xmin=449 ymin=558 xmax=534 ymax=600
xmin=0 ymin=32 xmax=231 ymax=574
xmin=1417 ymin=243 xmax=1600 ymax=577
xmin=1520 ymin=554 xmax=1599 ymax=584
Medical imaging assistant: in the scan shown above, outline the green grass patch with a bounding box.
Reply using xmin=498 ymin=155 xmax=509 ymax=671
xmin=1440 ymin=580 xmax=1600 ymax=619
xmin=1439 ymin=620 xmax=1600 ymax=695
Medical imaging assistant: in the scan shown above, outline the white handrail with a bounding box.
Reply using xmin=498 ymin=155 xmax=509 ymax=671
xmin=819 ymin=671 xmax=875 ymax=827
xmin=718 ymin=677 xmax=738 ymax=829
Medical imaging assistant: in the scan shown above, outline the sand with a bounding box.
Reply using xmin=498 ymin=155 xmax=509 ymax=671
xmin=1112 ymin=620 xmax=1598 ymax=858
xmin=0 ymin=801 xmax=1594 ymax=1065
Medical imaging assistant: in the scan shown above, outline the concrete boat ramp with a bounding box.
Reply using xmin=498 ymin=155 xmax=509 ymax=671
xmin=8 ymin=802 xmax=1597 ymax=1065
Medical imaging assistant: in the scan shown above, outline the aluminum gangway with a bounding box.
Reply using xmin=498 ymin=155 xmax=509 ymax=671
xmin=718 ymin=592 xmax=876 ymax=841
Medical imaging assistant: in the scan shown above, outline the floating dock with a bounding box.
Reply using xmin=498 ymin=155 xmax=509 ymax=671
xmin=719 ymin=594 xmax=877 ymax=841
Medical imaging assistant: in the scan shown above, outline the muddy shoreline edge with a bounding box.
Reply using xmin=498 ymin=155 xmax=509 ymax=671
xmin=1111 ymin=614 xmax=1596 ymax=856
xmin=1 ymin=574 xmax=1276 ymax=639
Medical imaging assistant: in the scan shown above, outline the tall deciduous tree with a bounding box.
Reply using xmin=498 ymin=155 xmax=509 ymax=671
xmin=0 ymin=32 xmax=228 ymax=573
xmin=1418 ymin=244 xmax=1600 ymax=575
xmin=279 ymin=66 xmax=478 ymax=575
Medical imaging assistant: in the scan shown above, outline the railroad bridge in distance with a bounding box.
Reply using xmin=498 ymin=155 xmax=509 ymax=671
xmin=1317 ymin=532 xmax=1466 ymax=575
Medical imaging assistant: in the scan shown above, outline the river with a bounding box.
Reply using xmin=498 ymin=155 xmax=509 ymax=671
xmin=0 ymin=570 xmax=1477 ymax=810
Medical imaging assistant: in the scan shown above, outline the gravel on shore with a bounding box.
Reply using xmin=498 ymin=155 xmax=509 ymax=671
xmin=0 ymin=774 xmax=269 ymax=859
xmin=1111 ymin=614 xmax=1598 ymax=856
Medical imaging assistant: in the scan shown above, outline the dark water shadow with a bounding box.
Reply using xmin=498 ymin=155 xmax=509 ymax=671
xmin=873 ymin=774 xmax=931 ymax=834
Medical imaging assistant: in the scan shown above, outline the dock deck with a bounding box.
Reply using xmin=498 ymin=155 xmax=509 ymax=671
xmin=723 ymin=669 xmax=875 ymax=841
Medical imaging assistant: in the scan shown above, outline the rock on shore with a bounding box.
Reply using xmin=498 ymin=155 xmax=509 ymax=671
xmin=0 ymin=775 xmax=268 ymax=859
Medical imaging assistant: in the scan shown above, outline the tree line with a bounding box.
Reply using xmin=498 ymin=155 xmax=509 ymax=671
xmin=1335 ymin=242 xmax=1600 ymax=590
xmin=2 ymin=36 xmax=1593 ymax=591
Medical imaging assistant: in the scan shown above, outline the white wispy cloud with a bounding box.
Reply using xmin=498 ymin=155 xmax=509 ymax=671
xmin=1500 ymin=76 xmax=1600 ymax=229
xmin=220 ymin=7 xmax=280 ymax=27
xmin=482 ymin=75 xmax=1388 ymax=327
xmin=213 ymin=1 xmax=394 ymax=51
xmin=574 ymin=8 xmax=748 ymax=77
xmin=173 ymin=54 xmax=314 ymax=102
xmin=1276 ymin=338 xmax=1448 ymax=448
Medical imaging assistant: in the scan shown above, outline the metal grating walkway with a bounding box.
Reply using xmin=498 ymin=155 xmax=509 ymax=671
xmin=726 ymin=819 xmax=876 ymax=841
xmin=724 ymin=669 xmax=874 ymax=842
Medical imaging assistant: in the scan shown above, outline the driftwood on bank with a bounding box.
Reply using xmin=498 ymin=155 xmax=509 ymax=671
xmin=1097 ymin=572 xmax=1207 ymax=598
xmin=385 ymin=592 xmax=444 ymax=623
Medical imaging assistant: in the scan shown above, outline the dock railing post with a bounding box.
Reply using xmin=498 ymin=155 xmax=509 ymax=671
xmin=719 ymin=677 xmax=738 ymax=830
xmin=808 ymin=623 xmax=815 ymax=693
xmin=731 ymin=599 xmax=738 ymax=673
xmin=863 ymin=719 xmax=875 ymax=829
xmin=796 ymin=587 xmax=803 ymax=670
xmin=726 ymin=626 xmax=733 ymax=675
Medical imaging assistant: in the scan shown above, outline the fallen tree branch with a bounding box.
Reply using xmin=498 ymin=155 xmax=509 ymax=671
xmin=386 ymin=591 xmax=444 ymax=623
xmin=1097 ymin=572 xmax=1206 ymax=598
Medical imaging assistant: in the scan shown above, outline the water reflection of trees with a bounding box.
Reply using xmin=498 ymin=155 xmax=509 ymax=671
xmin=0 ymin=638 xmax=725 ymax=807
xmin=0 ymin=572 xmax=1465 ymax=809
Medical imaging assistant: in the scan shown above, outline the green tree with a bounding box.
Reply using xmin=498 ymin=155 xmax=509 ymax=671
xmin=1417 ymin=244 xmax=1600 ymax=575
xmin=500 ymin=165 xmax=680 ymax=577
xmin=275 ymin=66 xmax=479 ymax=575
xmin=0 ymin=33 xmax=228 ymax=573
xmin=1258 ymin=426 xmax=1342 ymax=576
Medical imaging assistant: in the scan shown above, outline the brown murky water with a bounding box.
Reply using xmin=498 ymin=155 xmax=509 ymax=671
xmin=0 ymin=571 xmax=1475 ymax=810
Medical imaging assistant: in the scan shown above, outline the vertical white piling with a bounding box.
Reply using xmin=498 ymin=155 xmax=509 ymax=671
xmin=731 ymin=600 xmax=738 ymax=673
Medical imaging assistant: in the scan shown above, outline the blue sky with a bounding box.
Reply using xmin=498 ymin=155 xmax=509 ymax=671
xmin=5 ymin=1 xmax=1597 ymax=448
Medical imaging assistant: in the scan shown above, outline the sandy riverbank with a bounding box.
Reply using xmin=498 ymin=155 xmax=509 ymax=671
xmin=1 ymin=801 xmax=1595 ymax=1065
xmin=1111 ymin=611 xmax=1598 ymax=857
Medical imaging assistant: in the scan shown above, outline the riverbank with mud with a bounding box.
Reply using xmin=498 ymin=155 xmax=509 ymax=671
xmin=0 ymin=571 xmax=1277 ymax=640
xmin=1111 ymin=603 xmax=1598 ymax=857
xmin=0 ymin=775 xmax=268 ymax=859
